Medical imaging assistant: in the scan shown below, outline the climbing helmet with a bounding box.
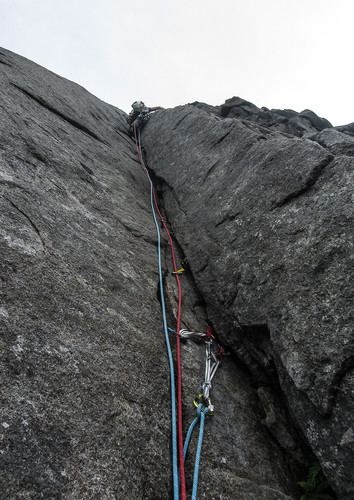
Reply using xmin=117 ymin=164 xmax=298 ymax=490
xmin=132 ymin=100 xmax=145 ymax=112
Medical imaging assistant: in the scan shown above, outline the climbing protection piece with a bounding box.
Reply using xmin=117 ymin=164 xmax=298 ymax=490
xmin=172 ymin=267 xmax=185 ymax=275
xmin=182 ymin=326 xmax=226 ymax=499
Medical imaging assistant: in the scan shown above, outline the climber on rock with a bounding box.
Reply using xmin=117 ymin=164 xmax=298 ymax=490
xmin=128 ymin=100 xmax=164 ymax=135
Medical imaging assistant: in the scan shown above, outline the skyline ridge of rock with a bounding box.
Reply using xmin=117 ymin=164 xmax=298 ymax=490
xmin=191 ymin=96 xmax=354 ymax=138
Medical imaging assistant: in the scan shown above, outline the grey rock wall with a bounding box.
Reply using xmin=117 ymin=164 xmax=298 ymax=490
xmin=142 ymin=105 xmax=354 ymax=499
xmin=0 ymin=48 xmax=308 ymax=499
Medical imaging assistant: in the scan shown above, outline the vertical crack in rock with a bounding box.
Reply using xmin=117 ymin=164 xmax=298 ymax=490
xmin=142 ymin=104 xmax=353 ymax=498
xmin=141 ymin=144 xmax=314 ymax=482
xmin=147 ymin=164 xmax=316 ymax=482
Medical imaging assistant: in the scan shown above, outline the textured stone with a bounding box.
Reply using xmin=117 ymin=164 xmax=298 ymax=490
xmin=0 ymin=47 xmax=304 ymax=499
xmin=143 ymin=105 xmax=354 ymax=498
xmin=334 ymin=122 xmax=354 ymax=137
xmin=220 ymin=96 xmax=334 ymax=137
xmin=308 ymin=128 xmax=354 ymax=157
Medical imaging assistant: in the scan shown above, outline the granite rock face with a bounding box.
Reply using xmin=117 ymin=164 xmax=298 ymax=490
xmin=143 ymin=106 xmax=354 ymax=498
xmin=0 ymin=48 xmax=311 ymax=499
xmin=308 ymin=128 xmax=354 ymax=158
xmin=220 ymin=96 xmax=333 ymax=137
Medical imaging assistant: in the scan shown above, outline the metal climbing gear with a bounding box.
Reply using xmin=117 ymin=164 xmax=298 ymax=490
xmin=182 ymin=327 xmax=226 ymax=497
xmin=192 ymin=328 xmax=225 ymax=415
xmin=172 ymin=267 xmax=185 ymax=275
xmin=179 ymin=326 xmax=215 ymax=341
xmin=179 ymin=329 xmax=208 ymax=341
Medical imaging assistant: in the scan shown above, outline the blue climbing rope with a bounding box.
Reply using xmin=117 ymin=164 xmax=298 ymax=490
xmin=183 ymin=414 xmax=200 ymax=462
xmin=192 ymin=406 xmax=208 ymax=500
xmin=136 ymin=126 xmax=179 ymax=499
xmin=183 ymin=404 xmax=209 ymax=500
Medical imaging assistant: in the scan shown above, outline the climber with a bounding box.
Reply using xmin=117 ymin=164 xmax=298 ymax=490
xmin=128 ymin=100 xmax=164 ymax=135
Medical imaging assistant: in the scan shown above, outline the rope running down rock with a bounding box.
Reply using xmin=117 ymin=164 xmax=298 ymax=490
xmin=134 ymin=124 xmax=186 ymax=499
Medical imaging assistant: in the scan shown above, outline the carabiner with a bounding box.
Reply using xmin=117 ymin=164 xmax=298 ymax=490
xmin=193 ymin=393 xmax=214 ymax=416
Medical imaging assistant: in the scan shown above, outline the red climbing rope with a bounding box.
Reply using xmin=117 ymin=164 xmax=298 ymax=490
xmin=133 ymin=126 xmax=186 ymax=500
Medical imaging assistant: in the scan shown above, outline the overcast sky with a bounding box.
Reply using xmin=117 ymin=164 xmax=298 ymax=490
xmin=1 ymin=0 xmax=353 ymax=125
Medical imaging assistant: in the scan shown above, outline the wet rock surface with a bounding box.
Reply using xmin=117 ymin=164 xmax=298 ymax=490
xmin=143 ymin=105 xmax=354 ymax=498
xmin=0 ymin=48 xmax=308 ymax=499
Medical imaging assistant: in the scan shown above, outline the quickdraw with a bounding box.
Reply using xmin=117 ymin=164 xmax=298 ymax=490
xmin=183 ymin=326 xmax=227 ymax=500
xmin=170 ymin=326 xmax=227 ymax=415
xmin=191 ymin=328 xmax=226 ymax=416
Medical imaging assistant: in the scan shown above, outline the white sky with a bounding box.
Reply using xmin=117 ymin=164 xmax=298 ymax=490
xmin=1 ymin=0 xmax=353 ymax=125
